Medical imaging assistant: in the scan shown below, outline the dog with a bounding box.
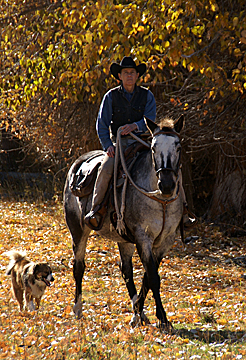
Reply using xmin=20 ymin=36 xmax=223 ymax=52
xmin=5 ymin=249 xmax=54 ymax=311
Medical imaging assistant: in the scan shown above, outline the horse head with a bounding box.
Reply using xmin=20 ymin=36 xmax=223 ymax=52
xmin=145 ymin=115 xmax=184 ymax=198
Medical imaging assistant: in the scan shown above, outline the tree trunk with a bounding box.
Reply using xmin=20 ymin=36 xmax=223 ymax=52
xmin=208 ymin=140 xmax=246 ymax=230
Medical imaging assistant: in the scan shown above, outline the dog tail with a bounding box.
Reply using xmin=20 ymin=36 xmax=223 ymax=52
xmin=4 ymin=250 xmax=27 ymax=275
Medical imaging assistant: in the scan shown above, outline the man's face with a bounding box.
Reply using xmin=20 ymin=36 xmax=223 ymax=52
xmin=118 ymin=68 xmax=139 ymax=89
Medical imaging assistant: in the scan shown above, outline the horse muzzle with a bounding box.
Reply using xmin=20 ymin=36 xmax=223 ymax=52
xmin=157 ymin=168 xmax=178 ymax=197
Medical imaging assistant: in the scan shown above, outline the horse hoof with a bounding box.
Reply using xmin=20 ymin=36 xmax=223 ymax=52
xmin=159 ymin=321 xmax=175 ymax=334
xmin=130 ymin=312 xmax=151 ymax=327
xmin=130 ymin=314 xmax=141 ymax=327
xmin=73 ymin=303 xmax=82 ymax=319
xmin=141 ymin=312 xmax=151 ymax=326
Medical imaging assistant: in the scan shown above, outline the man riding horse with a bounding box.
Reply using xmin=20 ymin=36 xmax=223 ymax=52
xmin=84 ymin=56 xmax=196 ymax=230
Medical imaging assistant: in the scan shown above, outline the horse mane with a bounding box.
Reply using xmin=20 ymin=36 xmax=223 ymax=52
xmin=157 ymin=117 xmax=175 ymax=131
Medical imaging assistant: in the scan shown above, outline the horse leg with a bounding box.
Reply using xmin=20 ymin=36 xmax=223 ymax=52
xmin=117 ymin=243 xmax=137 ymax=310
xmin=117 ymin=242 xmax=150 ymax=326
xmin=135 ymin=240 xmax=172 ymax=332
xmin=64 ymin=196 xmax=91 ymax=319
xmin=135 ymin=253 xmax=164 ymax=325
xmin=72 ymin=224 xmax=91 ymax=319
xmin=130 ymin=270 xmax=151 ymax=327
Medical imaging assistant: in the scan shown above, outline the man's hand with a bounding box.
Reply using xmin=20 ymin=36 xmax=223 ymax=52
xmin=107 ymin=145 xmax=115 ymax=158
xmin=120 ymin=123 xmax=137 ymax=136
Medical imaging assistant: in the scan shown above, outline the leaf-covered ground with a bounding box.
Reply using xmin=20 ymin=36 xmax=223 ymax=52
xmin=0 ymin=200 xmax=246 ymax=359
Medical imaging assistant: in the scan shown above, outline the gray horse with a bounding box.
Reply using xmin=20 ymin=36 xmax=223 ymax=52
xmin=63 ymin=116 xmax=184 ymax=331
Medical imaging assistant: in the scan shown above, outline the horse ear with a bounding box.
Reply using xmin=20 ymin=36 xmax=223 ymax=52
xmin=174 ymin=114 xmax=185 ymax=133
xmin=144 ymin=117 xmax=158 ymax=135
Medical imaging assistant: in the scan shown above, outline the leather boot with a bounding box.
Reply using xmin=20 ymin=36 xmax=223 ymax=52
xmin=84 ymin=205 xmax=101 ymax=229
xmin=183 ymin=204 xmax=198 ymax=230
xmin=84 ymin=156 xmax=114 ymax=229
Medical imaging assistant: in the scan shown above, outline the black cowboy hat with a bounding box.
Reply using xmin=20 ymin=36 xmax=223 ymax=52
xmin=110 ymin=56 xmax=146 ymax=80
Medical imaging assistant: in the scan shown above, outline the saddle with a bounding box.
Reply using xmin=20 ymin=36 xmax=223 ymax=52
xmin=70 ymin=142 xmax=148 ymax=198
xmin=69 ymin=152 xmax=105 ymax=198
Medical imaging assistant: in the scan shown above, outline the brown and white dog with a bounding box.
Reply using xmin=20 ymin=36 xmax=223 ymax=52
xmin=5 ymin=249 xmax=54 ymax=311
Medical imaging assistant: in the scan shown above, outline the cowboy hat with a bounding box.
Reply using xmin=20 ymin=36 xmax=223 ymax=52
xmin=110 ymin=56 xmax=146 ymax=80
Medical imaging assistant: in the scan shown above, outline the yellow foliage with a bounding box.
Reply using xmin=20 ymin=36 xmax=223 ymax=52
xmin=166 ymin=21 xmax=172 ymax=31
xmin=233 ymin=17 xmax=239 ymax=27
xmin=191 ymin=24 xmax=205 ymax=37
xmin=217 ymin=318 xmax=227 ymax=325
xmin=1 ymin=0 xmax=246 ymax=111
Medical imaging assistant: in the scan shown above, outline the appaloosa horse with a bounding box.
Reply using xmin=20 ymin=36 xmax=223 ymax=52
xmin=63 ymin=116 xmax=184 ymax=331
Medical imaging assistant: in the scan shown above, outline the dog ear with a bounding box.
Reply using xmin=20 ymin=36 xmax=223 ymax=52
xmin=32 ymin=264 xmax=41 ymax=284
xmin=24 ymin=265 xmax=36 ymax=285
xmin=29 ymin=274 xmax=36 ymax=285
xmin=33 ymin=264 xmax=40 ymax=274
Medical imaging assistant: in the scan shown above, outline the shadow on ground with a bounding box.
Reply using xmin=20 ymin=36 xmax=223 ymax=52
xmin=176 ymin=327 xmax=246 ymax=344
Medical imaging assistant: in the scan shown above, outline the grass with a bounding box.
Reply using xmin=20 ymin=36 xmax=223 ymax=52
xmin=0 ymin=199 xmax=246 ymax=359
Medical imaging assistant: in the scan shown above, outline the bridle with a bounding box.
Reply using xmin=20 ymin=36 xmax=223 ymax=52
xmin=152 ymin=130 xmax=181 ymax=180
xmin=155 ymin=158 xmax=181 ymax=179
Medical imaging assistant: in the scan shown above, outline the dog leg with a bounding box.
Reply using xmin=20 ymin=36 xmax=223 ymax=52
xmin=12 ymin=286 xmax=24 ymax=311
xmin=27 ymin=301 xmax=35 ymax=311
xmin=35 ymin=297 xmax=41 ymax=309
xmin=10 ymin=272 xmax=25 ymax=311
xmin=25 ymin=292 xmax=35 ymax=311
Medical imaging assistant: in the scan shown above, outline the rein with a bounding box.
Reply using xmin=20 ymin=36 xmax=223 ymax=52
xmin=113 ymin=127 xmax=181 ymax=235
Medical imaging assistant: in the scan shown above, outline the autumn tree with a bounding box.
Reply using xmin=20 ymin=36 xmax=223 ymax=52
xmin=1 ymin=0 xmax=246 ymax=228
